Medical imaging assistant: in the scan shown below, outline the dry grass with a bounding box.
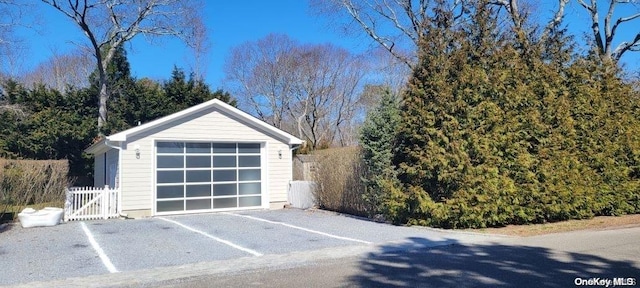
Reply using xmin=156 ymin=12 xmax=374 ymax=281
xmin=0 ymin=159 xmax=69 ymax=221
xmin=312 ymin=146 xmax=369 ymax=217
xmin=470 ymin=214 xmax=640 ymax=236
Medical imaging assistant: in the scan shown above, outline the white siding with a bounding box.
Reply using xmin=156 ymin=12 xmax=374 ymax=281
xmin=119 ymin=107 xmax=293 ymax=213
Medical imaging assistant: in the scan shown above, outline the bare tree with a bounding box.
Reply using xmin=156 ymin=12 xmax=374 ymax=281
xmin=460 ymin=0 xmax=639 ymax=63
xmin=187 ymin=15 xmax=210 ymax=80
xmin=41 ymin=0 xmax=203 ymax=132
xmin=19 ymin=49 xmax=93 ymax=91
xmin=574 ymin=0 xmax=640 ymax=62
xmin=311 ymin=0 xmax=470 ymax=69
xmin=488 ymin=0 xmax=569 ymax=42
xmin=313 ymin=0 xmax=581 ymax=68
xmin=287 ymin=44 xmax=367 ymax=148
xmin=0 ymin=0 xmax=30 ymax=78
xmin=367 ymin=47 xmax=411 ymax=96
xmin=0 ymin=0 xmax=18 ymax=49
xmin=224 ymin=34 xmax=367 ymax=149
xmin=224 ymin=34 xmax=298 ymax=130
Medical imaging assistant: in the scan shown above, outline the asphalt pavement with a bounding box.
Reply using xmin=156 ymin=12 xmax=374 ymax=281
xmin=152 ymin=226 xmax=640 ymax=288
xmin=6 ymin=209 xmax=636 ymax=288
xmin=0 ymin=209 xmax=505 ymax=287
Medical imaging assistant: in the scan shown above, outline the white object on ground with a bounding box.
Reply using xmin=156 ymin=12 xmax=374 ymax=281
xmin=18 ymin=207 xmax=64 ymax=228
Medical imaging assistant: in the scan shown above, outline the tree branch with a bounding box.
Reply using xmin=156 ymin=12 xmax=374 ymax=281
xmin=540 ymin=0 xmax=569 ymax=42
xmin=613 ymin=32 xmax=640 ymax=60
xmin=604 ymin=0 xmax=617 ymax=55
xmin=342 ymin=0 xmax=413 ymax=68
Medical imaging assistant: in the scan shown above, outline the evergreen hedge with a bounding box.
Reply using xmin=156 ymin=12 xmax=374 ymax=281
xmin=361 ymin=4 xmax=640 ymax=228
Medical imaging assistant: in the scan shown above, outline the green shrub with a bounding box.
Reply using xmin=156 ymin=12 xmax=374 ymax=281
xmin=360 ymin=89 xmax=401 ymax=217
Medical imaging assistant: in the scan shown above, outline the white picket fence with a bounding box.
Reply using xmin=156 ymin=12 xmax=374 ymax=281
xmin=288 ymin=181 xmax=317 ymax=209
xmin=64 ymin=186 xmax=119 ymax=221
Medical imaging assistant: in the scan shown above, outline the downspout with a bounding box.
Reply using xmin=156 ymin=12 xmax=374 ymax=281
xmin=104 ymin=139 xmax=127 ymax=218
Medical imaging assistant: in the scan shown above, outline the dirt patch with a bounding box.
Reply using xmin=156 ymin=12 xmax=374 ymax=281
xmin=470 ymin=214 xmax=640 ymax=237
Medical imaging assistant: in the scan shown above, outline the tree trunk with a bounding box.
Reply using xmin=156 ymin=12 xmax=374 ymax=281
xmin=96 ymin=59 xmax=108 ymax=132
xmin=97 ymin=77 xmax=108 ymax=132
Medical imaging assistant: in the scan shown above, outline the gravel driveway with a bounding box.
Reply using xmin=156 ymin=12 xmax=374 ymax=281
xmin=0 ymin=209 xmax=504 ymax=287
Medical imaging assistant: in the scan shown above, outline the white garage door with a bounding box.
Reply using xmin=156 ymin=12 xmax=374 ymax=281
xmin=155 ymin=142 xmax=262 ymax=214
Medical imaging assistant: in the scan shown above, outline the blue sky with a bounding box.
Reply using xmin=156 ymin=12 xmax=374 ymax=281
xmin=14 ymin=1 xmax=640 ymax=90
xmin=20 ymin=1 xmax=371 ymax=89
xmin=128 ymin=0 xmax=370 ymax=87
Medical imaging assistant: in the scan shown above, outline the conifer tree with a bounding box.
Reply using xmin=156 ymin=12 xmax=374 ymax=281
xmin=359 ymin=89 xmax=400 ymax=216
xmin=389 ymin=2 xmax=640 ymax=228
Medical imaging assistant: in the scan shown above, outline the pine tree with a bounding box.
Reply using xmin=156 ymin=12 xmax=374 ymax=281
xmin=359 ymin=89 xmax=400 ymax=217
xmin=163 ymin=66 xmax=236 ymax=114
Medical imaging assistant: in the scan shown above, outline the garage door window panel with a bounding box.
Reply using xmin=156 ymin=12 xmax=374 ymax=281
xmin=186 ymin=199 xmax=212 ymax=210
xmin=157 ymin=142 xmax=184 ymax=153
xmin=186 ymin=142 xmax=211 ymax=153
xmin=213 ymin=156 xmax=236 ymax=167
xmin=213 ymin=143 xmax=236 ymax=153
xmin=186 ymin=156 xmax=211 ymax=168
xmin=186 ymin=184 xmax=211 ymax=197
xmin=239 ymin=196 xmax=261 ymax=207
xmin=157 ymin=156 xmax=184 ymax=168
xmin=213 ymin=197 xmax=237 ymax=208
xmin=157 ymin=170 xmax=184 ymax=183
xmin=239 ymin=169 xmax=261 ymax=181
xmin=157 ymin=185 xmax=184 ymax=199
xmin=213 ymin=170 xmax=236 ymax=182
xmin=239 ymin=156 xmax=260 ymax=167
xmin=238 ymin=143 xmax=260 ymax=153
xmin=239 ymin=183 xmax=261 ymax=195
xmin=157 ymin=200 xmax=184 ymax=212
xmin=186 ymin=170 xmax=211 ymax=183
xmin=213 ymin=183 xmax=236 ymax=196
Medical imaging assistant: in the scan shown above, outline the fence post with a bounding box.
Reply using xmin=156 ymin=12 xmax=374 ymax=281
xmin=103 ymin=185 xmax=109 ymax=219
xmin=64 ymin=187 xmax=71 ymax=222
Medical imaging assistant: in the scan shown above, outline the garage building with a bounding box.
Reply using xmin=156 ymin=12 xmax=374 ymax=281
xmin=85 ymin=99 xmax=303 ymax=218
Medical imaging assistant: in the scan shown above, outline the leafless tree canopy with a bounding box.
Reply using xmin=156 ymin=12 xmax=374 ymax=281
xmin=0 ymin=0 xmax=18 ymax=47
xmin=312 ymin=0 xmax=471 ymax=69
xmin=41 ymin=0 xmax=204 ymax=131
xmin=224 ymin=34 xmax=368 ymax=149
xmin=314 ymin=0 xmax=640 ymax=66
xmin=187 ymin=14 xmax=210 ymax=80
xmin=0 ymin=0 xmax=28 ymax=78
xmin=19 ymin=49 xmax=93 ymax=91
xmin=575 ymin=0 xmax=640 ymax=62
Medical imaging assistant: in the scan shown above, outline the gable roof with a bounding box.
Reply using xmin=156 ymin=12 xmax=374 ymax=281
xmin=85 ymin=98 xmax=303 ymax=154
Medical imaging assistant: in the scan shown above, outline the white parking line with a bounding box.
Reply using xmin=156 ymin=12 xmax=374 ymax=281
xmin=222 ymin=212 xmax=373 ymax=245
xmin=80 ymin=222 xmax=118 ymax=273
xmin=157 ymin=217 xmax=263 ymax=257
